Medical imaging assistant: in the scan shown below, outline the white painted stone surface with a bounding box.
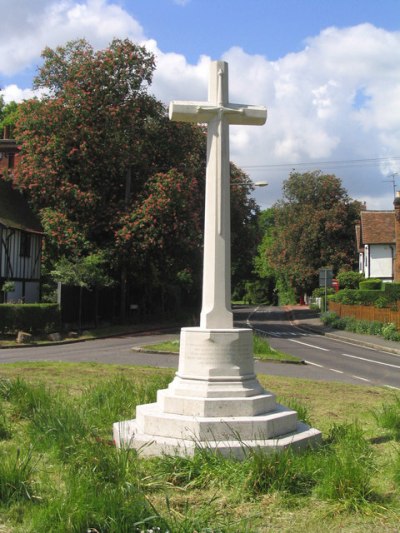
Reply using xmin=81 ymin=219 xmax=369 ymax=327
xmin=113 ymin=61 xmax=321 ymax=457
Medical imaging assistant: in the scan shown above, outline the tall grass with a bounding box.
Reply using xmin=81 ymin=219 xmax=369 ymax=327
xmin=315 ymin=423 xmax=376 ymax=510
xmin=0 ymin=447 xmax=36 ymax=503
xmin=372 ymin=395 xmax=400 ymax=440
xmin=0 ymin=372 xmax=399 ymax=531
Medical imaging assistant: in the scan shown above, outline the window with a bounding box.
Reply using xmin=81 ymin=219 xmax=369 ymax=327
xmin=20 ymin=232 xmax=31 ymax=257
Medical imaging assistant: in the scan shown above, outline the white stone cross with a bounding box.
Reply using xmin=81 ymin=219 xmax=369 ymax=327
xmin=169 ymin=61 xmax=267 ymax=329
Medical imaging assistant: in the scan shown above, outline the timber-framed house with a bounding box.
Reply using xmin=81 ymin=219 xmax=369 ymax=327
xmin=0 ymin=133 xmax=43 ymax=303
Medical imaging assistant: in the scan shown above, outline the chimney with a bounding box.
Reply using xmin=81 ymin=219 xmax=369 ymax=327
xmin=394 ymin=192 xmax=400 ymax=281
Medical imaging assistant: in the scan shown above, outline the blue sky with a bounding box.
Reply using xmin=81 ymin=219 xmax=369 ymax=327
xmin=1 ymin=0 xmax=400 ymax=210
xmin=130 ymin=0 xmax=400 ymax=62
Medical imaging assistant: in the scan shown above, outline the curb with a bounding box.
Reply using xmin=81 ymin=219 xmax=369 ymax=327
xmin=0 ymin=325 xmax=182 ymax=350
xmin=290 ymin=314 xmax=400 ymax=357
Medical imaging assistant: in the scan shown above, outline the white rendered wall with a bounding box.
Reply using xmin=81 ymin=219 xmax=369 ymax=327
xmin=369 ymin=244 xmax=393 ymax=279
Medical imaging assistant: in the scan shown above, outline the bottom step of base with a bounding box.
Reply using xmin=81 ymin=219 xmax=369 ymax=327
xmin=113 ymin=419 xmax=322 ymax=459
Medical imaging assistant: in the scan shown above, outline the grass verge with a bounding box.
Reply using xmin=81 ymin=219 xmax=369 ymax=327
xmin=141 ymin=333 xmax=301 ymax=363
xmin=0 ymin=362 xmax=399 ymax=531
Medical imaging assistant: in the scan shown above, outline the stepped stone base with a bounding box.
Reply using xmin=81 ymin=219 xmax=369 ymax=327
xmin=113 ymin=327 xmax=321 ymax=457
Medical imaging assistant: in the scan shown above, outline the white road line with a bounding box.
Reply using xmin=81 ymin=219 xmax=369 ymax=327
xmin=341 ymin=353 xmax=400 ymax=370
xmin=329 ymin=368 xmax=344 ymax=374
xmin=289 ymin=339 xmax=330 ymax=351
xmin=352 ymin=375 xmax=371 ymax=382
xmin=385 ymin=385 xmax=400 ymax=390
xmin=304 ymin=360 xmax=324 ymax=367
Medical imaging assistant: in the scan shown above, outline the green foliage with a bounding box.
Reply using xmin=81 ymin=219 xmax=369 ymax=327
xmin=383 ymin=282 xmax=400 ymax=300
xmin=0 ymin=303 xmax=60 ymax=334
xmin=312 ymin=287 xmax=335 ymax=298
xmin=337 ymin=269 xmax=364 ymax=289
xmin=258 ymin=171 xmax=361 ymax=297
xmin=51 ymin=252 xmax=114 ymax=289
xmin=330 ymin=288 xmax=384 ymax=306
xmin=242 ymin=280 xmax=270 ymax=304
xmin=381 ymin=322 xmax=400 ymax=341
xmin=1 ymin=280 xmax=15 ymax=294
xmin=359 ymin=279 xmax=383 ymax=290
xmin=0 ymin=100 xmax=19 ymax=135
xmin=321 ymin=311 xmax=386 ymax=340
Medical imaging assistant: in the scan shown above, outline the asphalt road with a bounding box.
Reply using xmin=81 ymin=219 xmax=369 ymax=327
xmin=1 ymin=306 xmax=399 ymax=388
xmin=241 ymin=306 xmax=400 ymax=389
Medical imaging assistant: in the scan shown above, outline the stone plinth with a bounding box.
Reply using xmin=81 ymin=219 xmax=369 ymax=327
xmin=113 ymin=328 xmax=321 ymax=458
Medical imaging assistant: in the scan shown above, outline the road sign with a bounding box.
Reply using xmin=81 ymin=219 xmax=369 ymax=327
xmin=319 ymin=268 xmax=333 ymax=288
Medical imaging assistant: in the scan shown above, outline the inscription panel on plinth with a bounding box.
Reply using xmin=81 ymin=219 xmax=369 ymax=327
xmin=178 ymin=327 xmax=255 ymax=380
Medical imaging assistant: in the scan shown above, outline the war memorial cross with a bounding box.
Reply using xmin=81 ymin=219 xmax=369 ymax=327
xmin=169 ymin=61 xmax=267 ymax=329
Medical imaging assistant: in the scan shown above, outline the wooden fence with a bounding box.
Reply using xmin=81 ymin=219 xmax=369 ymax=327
xmin=329 ymin=301 xmax=400 ymax=329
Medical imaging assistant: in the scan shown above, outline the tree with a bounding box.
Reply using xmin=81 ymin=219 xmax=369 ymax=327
xmin=259 ymin=171 xmax=361 ymax=300
xmin=12 ymin=39 xmax=206 ymax=315
xmin=51 ymin=252 xmax=114 ymax=329
xmin=0 ymin=100 xmax=19 ymax=135
xmin=230 ymin=164 xmax=262 ymax=298
xmin=12 ymin=38 xmax=261 ymax=318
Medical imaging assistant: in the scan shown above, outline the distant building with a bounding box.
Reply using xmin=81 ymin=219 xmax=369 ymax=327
xmin=0 ymin=128 xmax=43 ymax=302
xmin=356 ymin=194 xmax=400 ymax=282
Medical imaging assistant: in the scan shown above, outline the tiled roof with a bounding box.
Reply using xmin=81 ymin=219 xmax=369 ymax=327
xmin=360 ymin=210 xmax=395 ymax=244
xmin=0 ymin=179 xmax=43 ymax=234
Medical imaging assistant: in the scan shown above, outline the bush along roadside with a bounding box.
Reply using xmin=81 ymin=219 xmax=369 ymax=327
xmin=321 ymin=312 xmax=400 ymax=342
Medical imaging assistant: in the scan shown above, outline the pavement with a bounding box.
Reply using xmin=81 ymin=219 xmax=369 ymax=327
xmin=286 ymin=305 xmax=400 ymax=356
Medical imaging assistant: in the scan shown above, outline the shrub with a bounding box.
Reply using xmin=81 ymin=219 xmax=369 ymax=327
xmin=382 ymin=323 xmax=400 ymax=341
xmin=337 ymin=270 xmax=364 ymax=289
xmin=359 ymin=279 xmax=383 ymax=291
xmin=0 ymin=303 xmax=61 ymax=334
xmin=383 ymin=282 xmax=400 ymax=301
xmin=312 ymin=287 xmax=335 ymax=298
xmin=331 ymin=288 xmax=384 ymax=306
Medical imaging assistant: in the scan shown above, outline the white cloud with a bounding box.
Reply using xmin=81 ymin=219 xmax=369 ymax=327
xmin=1 ymin=4 xmax=400 ymax=209
xmin=0 ymin=0 xmax=145 ymax=76
xmin=0 ymin=85 xmax=43 ymax=103
xmin=150 ymin=23 xmax=400 ymax=208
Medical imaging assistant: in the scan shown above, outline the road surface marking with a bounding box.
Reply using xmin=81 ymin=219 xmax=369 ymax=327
xmin=385 ymin=385 xmax=400 ymax=390
xmin=329 ymin=368 xmax=344 ymax=374
xmin=352 ymin=375 xmax=371 ymax=382
xmin=289 ymin=339 xmax=329 ymax=351
xmin=304 ymin=360 xmax=324 ymax=367
xmin=341 ymin=353 xmax=400 ymax=370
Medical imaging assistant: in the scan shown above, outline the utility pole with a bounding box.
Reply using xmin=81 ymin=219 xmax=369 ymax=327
xmin=383 ymin=173 xmax=399 ymax=199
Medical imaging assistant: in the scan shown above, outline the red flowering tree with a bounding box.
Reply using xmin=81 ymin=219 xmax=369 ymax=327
xmin=13 ymin=38 xmax=260 ymax=317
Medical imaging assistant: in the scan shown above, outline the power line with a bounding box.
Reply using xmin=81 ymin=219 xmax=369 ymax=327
xmin=241 ymin=156 xmax=400 ymax=171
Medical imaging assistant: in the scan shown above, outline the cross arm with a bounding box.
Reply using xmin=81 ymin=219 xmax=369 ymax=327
xmin=169 ymin=100 xmax=267 ymax=126
xmin=169 ymin=101 xmax=216 ymax=123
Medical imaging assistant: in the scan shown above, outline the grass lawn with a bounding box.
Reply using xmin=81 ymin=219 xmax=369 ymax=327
xmin=141 ymin=333 xmax=301 ymax=363
xmin=0 ymin=361 xmax=399 ymax=532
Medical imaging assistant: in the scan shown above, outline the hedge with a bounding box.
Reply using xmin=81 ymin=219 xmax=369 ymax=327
xmin=329 ymin=288 xmax=384 ymax=306
xmin=0 ymin=304 xmax=61 ymax=334
xmin=329 ymin=281 xmax=400 ymax=309
xmin=359 ymin=279 xmax=383 ymax=291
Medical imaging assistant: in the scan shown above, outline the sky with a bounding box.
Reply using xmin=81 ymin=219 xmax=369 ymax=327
xmin=1 ymin=0 xmax=400 ymax=211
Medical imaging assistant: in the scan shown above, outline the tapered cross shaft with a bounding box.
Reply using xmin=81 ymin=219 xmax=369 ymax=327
xmin=169 ymin=61 xmax=267 ymax=329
